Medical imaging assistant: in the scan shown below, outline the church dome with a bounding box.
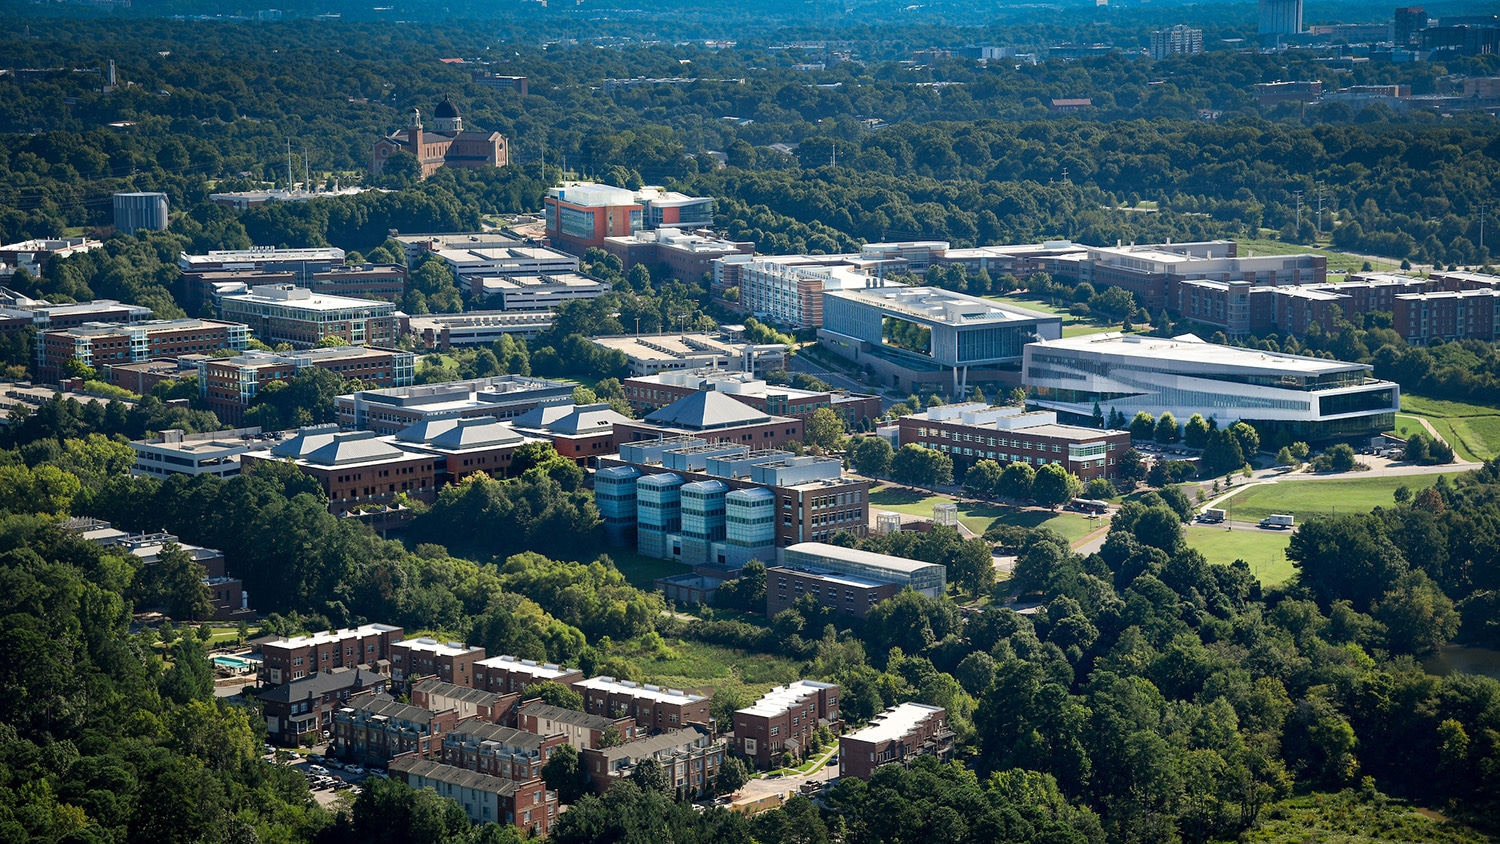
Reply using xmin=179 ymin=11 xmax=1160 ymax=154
xmin=434 ymin=96 xmax=460 ymax=119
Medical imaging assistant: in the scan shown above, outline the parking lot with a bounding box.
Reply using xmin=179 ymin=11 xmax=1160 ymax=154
xmin=261 ymin=745 xmax=385 ymax=807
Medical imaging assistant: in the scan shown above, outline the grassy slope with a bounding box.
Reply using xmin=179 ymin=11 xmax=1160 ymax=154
xmin=1235 ymin=237 xmax=1371 ymax=275
xmin=606 ymin=550 xmax=691 ymax=590
xmin=868 ymin=485 xmax=1105 ymax=543
xmin=1233 ymin=792 xmax=1491 ymax=844
xmin=1400 ymin=394 xmax=1500 ymax=464
xmin=1184 ymin=528 xmax=1294 ymax=585
xmin=1226 ymin=474 xmax=1463 ymax=524
xmin=611 ymin=635 xmax=802 ymax=699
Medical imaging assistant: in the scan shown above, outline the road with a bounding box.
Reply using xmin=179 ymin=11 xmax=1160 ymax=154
xmin=734 ymin=745 xmax=842 ymax=808
xmin=789 ymin=352 xmax=898 ymax=411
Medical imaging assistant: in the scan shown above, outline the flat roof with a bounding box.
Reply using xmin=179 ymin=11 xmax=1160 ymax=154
xmin=784 ymin=542 xmax=942 ymax=576
xmin=845 ymin=702 xmax=944 ymax=744
xmin=737 ymin=680 xmax=836 ymax=718
xmin=397 ymin=637 xmax=483 ymax=657
xmin=221 ymin=285 xmax=394 ymax=312
xmin=474 ymin=654 xmax=576 ymax=681
xmin=825 ymin=285 xmax=1056 ymax=325
xmin=574 ymin=676 xmax=706 ymax=704
xmin=262 ymin=624 xmax=402 ymax=649
xmin=1029 ymin=332 xmax=1372 ymax=376
xmin=50 ymin=317 xmax=236 ymax=337
xmin=592 ymin=332 xmax=755 ymax=360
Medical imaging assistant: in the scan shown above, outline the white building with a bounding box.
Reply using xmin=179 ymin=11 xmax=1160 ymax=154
xmin=130 ymin=427 xmax=262 ymax=479
xmin=431 ymin=244 xmax=579 ymax=284
xmin=715 ymin=254 xmax=872 ymax=329
xmin=1023 ymin=332 xmax=1399 ymax=441
xmin=591 ymin=332 xmax=788 ymax=377
xmin=471 ymin=272 xmax=609 ymax=310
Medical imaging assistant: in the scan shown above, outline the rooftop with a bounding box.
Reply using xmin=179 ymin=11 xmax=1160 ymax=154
xmin=340 ymin=694 xmax=440 ymax=724
xmin=411 ymin=678 xmax=506 ymax=706
xmin=262 ymin=624 xmax=403 ymax=650
xmin=388 ymin=757 xmax=529 ymax=796
xmin=446 ymin=721 xmax=551 ymax=751
xmin=397 ymin=637 xmax=484 ymax=657
xmin=221 ymin=284 xmax=395 ymax=313
xmin=180 ymin=247 xmax=345 ymax=268
xmin=592 ymin=332 xmax=784 ymax=362
xmin=518 ymin=701 xmax=620 ymax=731
xmin=593 ymin=725 xmax=715 ymax=764
xmin=824 ymin=285 xmax=1056 ymax=326
xmin=478 ymin=272 xmax=606 ymax=292
xmin=211 ymin=346 xmax=405 ymax=368
xmin=573 ymin=676 xmax=707 ymax=705
xmin=343 ymin=376 xmax=573 ymax=409
xmin=784 ymin=542 xmax=942 ymax=576
xmin=267 ymin=429 xmax=414 ymax=467
xmin=49 ymin=317 xmax=236 ymax=337
xmin=257 ymin=666 xmax=380 ymax=704
xmin=476 ymin=654 xmax=577 ymax=681
xmin=511 ymin=402 xmax=630 ymax=436
xmin=845 ymin=702 xmax=945 ymax=744
xmin=737 ymin=680 xmax=836 ymax=718
xmin=643 ymin=390 xmax=776 ymax=430
xmin=1029 ymin=332 xmax=1373 ymax=376
xmin=402 ymin=416 xmax=531 ymax=452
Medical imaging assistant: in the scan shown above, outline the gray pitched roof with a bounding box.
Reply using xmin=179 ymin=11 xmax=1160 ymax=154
xmin=643 ymin=391 xmax=772 ymax=431
xmin=547 ymin=403 xmax=631 ymax=436
xmin=303 ymin=431 xmax=411 ymax=466
xmin=511 ymin=403 xmax=575 ymax=429
xmin=412 ymin=678 xmax=506 ymax=706
xmin=388 ymin=757 xmax=527 ymax=795
xmin=395 ymin=415 xmax=463 ymax=444
xmin=425 ymin=416 xmax=525 ymax=451
xmin=595 ymin=725 xmax=714 ymax=763
xmin=519 ymin=701 xmax=619 ymax=731
xmin=269 ymin=425 xmax=342 ymax=458
xmin=446 ymin=721 xmax=549 ymax=751
xmin=256 ymin=666 xmax=379 ymax=704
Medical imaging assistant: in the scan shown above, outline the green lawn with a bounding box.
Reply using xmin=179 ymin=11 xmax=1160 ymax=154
xmin=1183 ymin=528 xmax=1294 ymax=585
xmin=609 ymin=636 xmax=802 ymax=698
xmin=1399 ymin=394 xmax=1500 ymax=462
xmin=1401 ymin=394 xmax=1500 ymax=418
xmin=868 ymin=485 xmax=1106 ymax=544
xmin=1236 ymin=237 xmax=1369 ymax=275
xmin=602 ymin=550 xmax=691 ymax=590
xmin=1390 ymin=413 xmax=1425 ymax=439
xmin=1225 ymin=474 xmax=1464 ymax=524
xmin=1241 ymin=792 xmax=1490 ymax=844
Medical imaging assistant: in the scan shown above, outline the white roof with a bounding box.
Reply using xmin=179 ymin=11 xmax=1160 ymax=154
xmin=1030 ymin=332 xmax=1371 ymax=376
xmin=399 ymin=637 xmax=482 ymax=657
xmin=263 ymin=624 xmax=401 ymax=649
xmin=474 ymin=654 xmax=575 ymax=680
xmin=737 ymin=680 xmax=836 ymax=718
xmin=825 ymin=285 xmax=1055 ymax=325
xmin=223 ymin=284 xmax=394 ymax=313
xmin=785 ymin=542 xmax=941 ymax=576
xmin=574 ymin=676 xmax=706 ymax=704
xmin=845 ymin=702 xmax=944 ymax=744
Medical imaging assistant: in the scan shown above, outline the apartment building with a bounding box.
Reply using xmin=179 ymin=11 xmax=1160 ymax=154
xmin=473 ymin=654 xmax=586 ymax=696
xmin=37 ymin=318 xmax=248 ymax=383
xmin=516 ymin=702 xmax=639 ymax=751
xmin=389 ymin=638 xmax=486 ymax=686
xmin=579 ymin=725 xmax=724 ymax=798
xmin=733 ymin=681 xmax=841 ymax=769
xmin=570 ymin=676 xmax=711 ymax=734
xmin=331 ymin=693 xmax=461 ymax=767
xmin=894 ymin=402 xmax=1131 ymax=481
xmin=1394 ymin=288 xmax=1499 ymax=344
xmin=219 ymin=284 xmax=398 ymax=348
xmin=336 ymin=375 xmax=576 ymax=435
xmin=258 ymin=623 xmax=405 ymax=685
xmin=388 ymin=757 xmax=557 ymax=835
xmin=200 ymin=346 xmax=415 ymax=424
xmin=257 ymin=666 xmax=387 ymax=746
xmin=839 ymin=703 xmax=953 ymax=781
xmin=716 ymin=253 xmax=871 ymax=329
xmin=441 ymin=721 xmax=566 ymax=781
xmin=410 ymin=679 xmax=518 ymax=724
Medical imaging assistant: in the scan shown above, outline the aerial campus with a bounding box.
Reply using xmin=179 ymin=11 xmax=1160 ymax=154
xmin=2 ymin=0 xmax=1500 ymax=842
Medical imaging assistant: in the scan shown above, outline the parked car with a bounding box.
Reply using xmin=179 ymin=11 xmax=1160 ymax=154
xmin=308 ymin=765 xmax=328 ymax=775
xmin=346 ymin=766 xmax=366 ymax=776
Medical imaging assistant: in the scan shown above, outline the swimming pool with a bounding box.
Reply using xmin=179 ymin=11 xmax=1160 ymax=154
xmin=213 ymin=655 xmax=254 ymax=670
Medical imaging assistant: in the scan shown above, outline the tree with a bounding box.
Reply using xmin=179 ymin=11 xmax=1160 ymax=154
xmin=950 ymin=538 xmax=997 ymax=597
xmin=1129 ymin=412 xmax=1156 ymax=441
xmin=1229 ymin=421 xmax=1260 ymax=459
xmin=717 ymin=755 xmax=750 ymax=795
xmin=629 ymin=757 xmax=674 ymax=797
xmin=152 ymin=542 xmax=214 ymax=622
xmin=1153 ymin=412 xmax=1179 ymax=444
xmin=350 ymin=775 xmax=471 ymax=844
xmin=1084 ymin=477 xmax=1117 ymax=499
xmin=1276 ymin=446 xmax=1300 ymax=468
xmin=852 ymin=436 xmax=894 ymax=477
xmin=1031 ymin=463 xmax=1082 ymax=510
xmin=523 ymin=681 xmax=585 ymax=712
xmin=1200 ymin=429 xmax=1245 ymax=477
xmin=997 ymin=461 xmax=1035 ymax=500
xmin=1183 ymin=414 xmax=1211 ymax=449
xmin=964 ymin=459 xmax=1004 ymax=498
xmin=1107 ymin=408 xmax=1128 ymax=430
xmin=803 ymin=407 xmax=845 ymax=451
xmin=542 ymin=744 xmax=589 ymax=804
xmin=891 ymin=444 xmax=952 ymax=488
xmin=1117 ymin=448 xmax=1147 ymax=488
xmin=1373 ymin=570 xmax=1460 ymax=656
xmin=1288 ymin=513 xmax=1408 ymax=609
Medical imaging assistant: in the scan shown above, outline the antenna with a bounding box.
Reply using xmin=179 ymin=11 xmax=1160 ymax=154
xmin=286 ymin=139 xmax=293 ymax=191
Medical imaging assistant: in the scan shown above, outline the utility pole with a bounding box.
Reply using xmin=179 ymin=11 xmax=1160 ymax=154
xmin=1480 ymin=201 xmax=1489 ymax=253
xmin=1315 ymin=184 xmax=1324 ymax=238
xmin=1293 ymin=190 xmax=1303 ymax=232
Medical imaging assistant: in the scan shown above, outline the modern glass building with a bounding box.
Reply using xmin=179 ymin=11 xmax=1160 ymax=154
xmin=781 ymin=542 xmax=947 ymax=598
xmin=1023 ymin=333 xmax=1399 ymax=441
xmin=595 ymin=465 xmax=642 ymax=543
xmin=635 ymin=473 xmax=685 ymax=559
xmin=679 ymin=480 xmax=729 ymax=563
xmin=723 ymin=488 xmax=777 ymax=566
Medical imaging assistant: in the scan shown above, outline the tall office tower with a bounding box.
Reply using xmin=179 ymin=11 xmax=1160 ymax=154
xmin=1259 ymin=0 xmax=1303 ymax=37
xmin=1394 ymin=7 xmax=1428 ymax=47
xmin=1150 ymin=25 xmax=1205 ymax=59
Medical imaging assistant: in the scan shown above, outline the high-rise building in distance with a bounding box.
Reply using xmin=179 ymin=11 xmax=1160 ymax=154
xmin=1150 ymin=25 xmax=1204 ymax=59
xmin=1259 ymin=0 xmax=1303 ymax=37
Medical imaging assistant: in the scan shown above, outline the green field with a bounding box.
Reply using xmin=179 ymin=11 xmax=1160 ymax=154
xmin=868 ymin=485 xmax=1107 ymax=544
xmin=1184 ymin=527 xmax=1294 ymax=585
xmin=604 ymin=550 xmax=691 ymax=590
xmin=1224 ymin=474 xmax=1463 ymax=524
xmin=1399 ymin=394 xmax=1500 ymax=463
xmin=610 ymin=635 xmax=802 ymax=699
xmin=1236 ymin=237 xmax=1370 ymax=275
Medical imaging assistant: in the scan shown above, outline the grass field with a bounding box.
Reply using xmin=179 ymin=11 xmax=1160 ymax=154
xmin=604 ymin=550 xmax=691 ymax=590
xmin=1184 ymin=528 xmax=1294 ymax=585
xmin=1224 ymin=474 xmax=1463 ymax=524
xmin=868 ymin=485 xmax=1107 ymax=543
xmin=1242 ymin=792 xmax=1489 ymax=844
xmin=985 ymin=294 xmax=1134 ymax=339
xmin=609 ymin=636 xmax=802 ymax=699
xmin=1236 ymin=237 xmax=1370 ymax=275
xmin=1400 ymin=393 xmax=1500 ymax=463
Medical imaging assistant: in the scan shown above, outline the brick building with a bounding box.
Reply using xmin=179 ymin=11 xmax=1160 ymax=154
xmin=239 ymin=427 xmax=438 ymax=516
xmin=388 ymin=757 xmax=556 ymax=835
xmin=511 ymin=402 xmax=632 ymax=467
xmin=336 ymin=376 xmax=576 ymax=435
xmin=184 ymin=264 xmax=408 ymax=309
xmin=257 ymin=623 xmax=404 ymax=685
xmin=732 ymin=681 xmax=841 ymax=770
xmin=516 ymin=701 xmax=639 ymax=751
xmin=410 ymin=679 xmax=518 ymax=725
xmin=441 ymin=721 xmax=567 ymax=781
xmin=838 ymin=703 xmax=953 ymax=781
xmin=472 ymin=654 xmax=586 ymax=696
xmin=370 ymin=97 xmax=508 ymax=179
xmin=1394 ymin=288 xmax=1499 ymax=344
xmin=622 ymin=370 xmax=883 ymax=428
xmin=893 ymin=402 xmax=1131 ymax=481
xmin=545 ymin=182 xmax=713 ymax=255
xmin=331 ymin=693 xmax=461 ymax=767
xmin=571 ymin=676 xmax=711 ymax=734
xmin=767 ymin=542 xmax=947 ymax=620
xmin=579 ymin=725 xmax=724 ymax=798
xmin=37 ymin=318 xmax=248 ymax=383
xmin=600 ymin=228 xmax=753 ymax=282
xmin=257 ymin=666 xmax=387 ymax=746
xmin=389 ymin=638 xmax=486 ymax=687
xmin=392 ymin=415 xmax=544 ymax=484
xmin=200 ymin=347 xmax=415 ymax=425
xmin=612 ymin=390 xmax=805 ymax=450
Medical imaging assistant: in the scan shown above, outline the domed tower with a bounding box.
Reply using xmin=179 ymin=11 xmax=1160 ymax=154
xmin=433 ymin=95 xmax=462 ymax=134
